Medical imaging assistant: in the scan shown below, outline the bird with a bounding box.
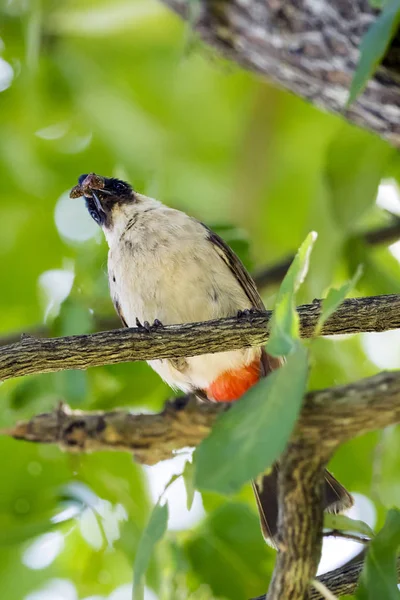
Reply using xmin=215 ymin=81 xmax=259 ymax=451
xmin=70 ymin=172 xmax=353 ymax=545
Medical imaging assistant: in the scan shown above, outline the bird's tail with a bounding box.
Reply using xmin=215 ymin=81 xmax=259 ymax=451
xmin=252 ymin=465 xmax=354 ymax=546
xmin=202 ymin=348 xmax=353 ymax=545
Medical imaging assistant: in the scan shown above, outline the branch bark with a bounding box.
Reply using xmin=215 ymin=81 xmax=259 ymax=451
xmin=2 ymin=219 xmax=399 ymax=348
xmin=1 ymin=294 xmax=400 ymax=382
xmin=268 ymin=441 xmax=326 ymax=600
xmin=5 ymin=370 xmax=400 ymax=464
xmin=254 ymin=557 xmax=400 ymax=600
xmin=162 ymin=0 xmax=400 ymax=146
xmin=4 ymin=370 xmax=400 ymax=599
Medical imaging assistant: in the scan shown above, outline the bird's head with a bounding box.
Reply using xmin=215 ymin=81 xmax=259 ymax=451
xmin=70 ymin=173 xmax=134 ymax=227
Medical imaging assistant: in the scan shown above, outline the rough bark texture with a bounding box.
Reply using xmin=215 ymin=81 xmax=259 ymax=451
xmin=6 ymin=370 xmax=400 ymax=464
xmin=1 ymin=219 xmax=399 ymax=349
xmin=255 ymin=557 xmax=400 ymax=600
xmin=2 ymin=294 xmax=400 ymax=381
xmin=162 ymin=0 xmax=400 ymax=146
xmin=267 ymin=443 xmax=326 ymax=600
xmin=4 ymin=293 xmax=400 ymax=599
xmin=4 ymin=397 xmax=223 ymax=465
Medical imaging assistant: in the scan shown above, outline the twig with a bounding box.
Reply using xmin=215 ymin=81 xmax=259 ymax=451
xmin=364 ymin=219 xmax=400 ymax=246
xmin=323 ymin=530 xmax=371 ymax=544
xmin=253 ymin=219 xmax=400 ymax=288
xmin=1 ymin=294 xmax=400 ymax=381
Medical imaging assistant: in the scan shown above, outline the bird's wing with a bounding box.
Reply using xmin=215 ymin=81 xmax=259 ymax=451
xmin=202 ymin=224 xmax=265 ymax=311
xmin=114 ymin=298 xmax=128 ymax=328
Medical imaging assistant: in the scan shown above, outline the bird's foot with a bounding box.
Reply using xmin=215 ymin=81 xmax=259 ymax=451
xmin=152 ymin=319 xmax=164 ymax=329
xmin=236 ymin=308 xmax=259 ymax=322
xmin=135 ymin=318 xmax=164 ymax=332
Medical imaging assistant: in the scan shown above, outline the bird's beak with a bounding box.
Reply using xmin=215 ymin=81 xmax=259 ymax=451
xmin=92 ymin=191 xmax=104 ymax=213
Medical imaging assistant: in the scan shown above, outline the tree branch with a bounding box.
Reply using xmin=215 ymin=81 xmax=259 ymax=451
xmin=4 ymin=370 xmax=400 ymax=599
xmin=162 ymin=0 xmax=400 ymax=146
xmin=254 ymin=558 xmax=400 ymax=599
xmin=4 ymin=370 xmax=400 ymax=464
xmin=5 ymin=357 xmax=400 ymax=598
xmin=268 ymin=440 xmax=326 ymax=600
xmin=253 ymin=219 xmax=400 ymax=289
xmin=3 ymin=397 xmax=222 ymax=465
xmin=323 ymin=530 xmax=370 ymax=544
xmin=2 ymin=219 xmax=399 ymax=348
xmin=1 ymin=294 xmax=400 ymax=382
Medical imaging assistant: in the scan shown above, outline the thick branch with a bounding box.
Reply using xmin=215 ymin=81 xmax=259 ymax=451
xmin=163 ymin=0 xmax=400 ymax=146
xmin=5 ymin=370 xmax=400 ymax=599
xmin=5 ymin=370 xmax=400 ymax=598
xmin=1 ymin=294 xmax=400 ymax=381
xmin=5 ymin=370 xmax=400 ymax=464
xmin=268 ymin=441 xmax=326 ymax=600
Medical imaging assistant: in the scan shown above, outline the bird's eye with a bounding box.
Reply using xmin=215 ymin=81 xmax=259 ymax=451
xmin=90 ymin=209 xmax=101 ymax=224
xmin=114 ymin=182 xmax=126 ymax=193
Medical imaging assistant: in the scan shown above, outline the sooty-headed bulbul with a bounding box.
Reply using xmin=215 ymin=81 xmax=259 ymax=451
xmin=70 ymin=172 xmax=353 ymax=545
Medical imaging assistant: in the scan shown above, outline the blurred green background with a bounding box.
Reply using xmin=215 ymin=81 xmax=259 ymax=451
xmin=1 ymin=0 xmax=400 ymax=599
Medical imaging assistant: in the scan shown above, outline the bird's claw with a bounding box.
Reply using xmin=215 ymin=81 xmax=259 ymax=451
xmin=237 ymin=308 xmax=259 ymax=321
xmin=136 ymin=318 xmax=164 ymax=332
xmin=152 ymin=319 xmax=164 ymax=329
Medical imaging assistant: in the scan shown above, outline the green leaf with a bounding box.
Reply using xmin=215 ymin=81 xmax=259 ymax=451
xmin=133 ymin=501 xmax=169 ymax=600
xmin=183 ymin=460 xmax=196 ymax=511
xmin=185 ymin=503 xmax=275 ymax=600
xmin=316 ymin=265 xmax=363 ymax=334
xmin=355 ymin=509 xmax=400 ymax=600
xmin=194 ymin=344 xmax=308 ymax=495
xmin=267 ymin=232 xmax=317 ymax=357
xmin=324 ymin=513 xmax=374 ymax=538
xmin=162 ymin=473 xmax=181 ymax=495
xmin=348 ymin=0 xmax=400 ymax=105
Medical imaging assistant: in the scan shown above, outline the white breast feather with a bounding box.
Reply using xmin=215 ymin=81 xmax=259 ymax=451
xmin=106 ymin=200 xmax=261 ymax=392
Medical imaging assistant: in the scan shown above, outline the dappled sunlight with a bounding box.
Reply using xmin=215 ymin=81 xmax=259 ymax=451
xmin=145 ymin=454 xmax=205 ymax=531
xmin=38 ymin=267 xmax=75 ymax=322
xmin=318 ymin=493 xmax=376 ymax=575
xmin=25 ymin=578 xmax=77 ymax=600
xmin=376 ymin=178 xmax=400 ymax=216
xmin=22 ymin=531 xmax=65 ymax=570
xmin=0 ymin=57 xmax=13 ymax=92
xmin=390 ymin=240 xmax=400 ymax=262
xmin=79 ymin=501 xmax=128 ymax=551
xmin=55 ymin=191 xmax=99 ymax=244
xmin=362 ymin=329 xmax=400 ymax=370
